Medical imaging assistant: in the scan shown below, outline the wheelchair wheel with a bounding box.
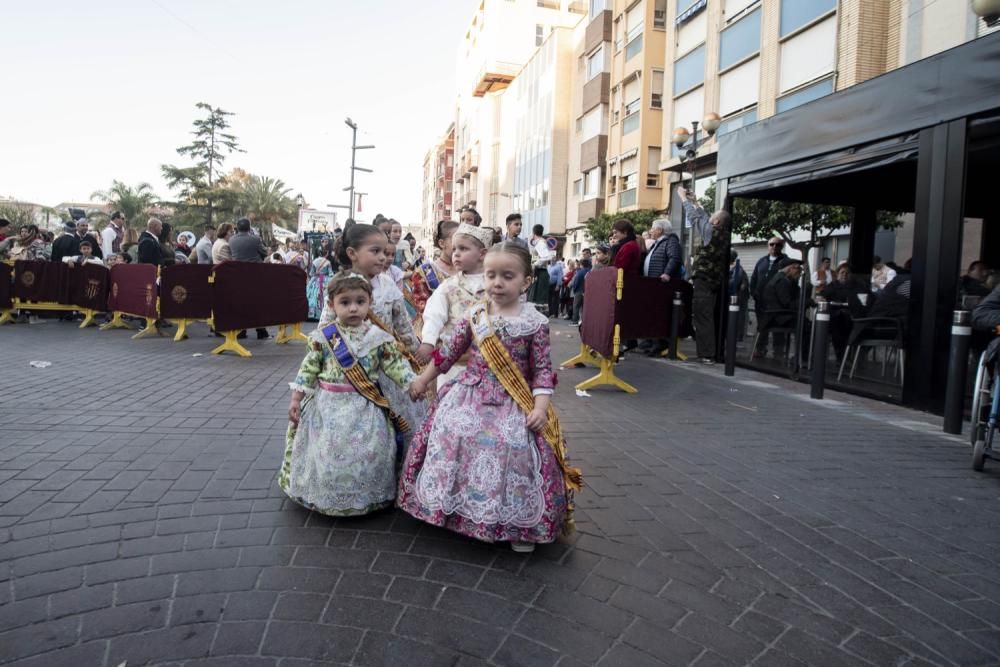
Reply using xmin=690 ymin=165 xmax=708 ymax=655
xmin=970 ymin=352 xmax=990 ymax=446
xmin=973 ymin=439 xmax=987 ymax=472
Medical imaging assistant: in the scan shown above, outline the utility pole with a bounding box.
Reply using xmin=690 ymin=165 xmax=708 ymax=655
xmin=344 ymin=117 xmax=374 ymax=222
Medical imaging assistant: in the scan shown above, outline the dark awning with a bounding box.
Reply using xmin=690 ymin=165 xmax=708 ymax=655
xmin=717 ymin=32 xmax=1000 ymax=183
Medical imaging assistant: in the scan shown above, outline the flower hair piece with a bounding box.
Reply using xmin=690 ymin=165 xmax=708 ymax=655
xmin=455 ymin=223 xmax=494 ymax=249
xmin=346 ymin=272 xmax=369 ymax=283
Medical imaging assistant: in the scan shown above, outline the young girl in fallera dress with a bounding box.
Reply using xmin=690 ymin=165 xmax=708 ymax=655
xmin=398 ymin=242 xmax=582 ymax=552
xmin=320 ymin=224 xmax=428 ymax=452
xmin=410 ymin=220 xmax=459 ymax=315
xmin=282 ymin=273 xmax=417 ymax=516
xmin=416 ymin=223 xmax=490 ymax=384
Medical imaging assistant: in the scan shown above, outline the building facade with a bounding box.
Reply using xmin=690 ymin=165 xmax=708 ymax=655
xmin=420 ymin=124 xmax=455 ymax=243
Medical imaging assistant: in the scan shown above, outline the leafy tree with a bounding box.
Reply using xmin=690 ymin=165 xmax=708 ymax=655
xmin=584 ymin=208 xmax=661 ymax=246
xmin=0 ymin=202 xmax=42 ymax=229
xmin=238 ymin=175 xmax=296 ymax=242
xmin=161 ymin=102 xmax=244 ymax=226
xmin=89 ymin=181 xmax=159 ymax=230
xmin=701 ymin=182 xmax=901 ymax=274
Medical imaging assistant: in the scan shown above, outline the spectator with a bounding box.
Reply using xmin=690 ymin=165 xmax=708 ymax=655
xmin=527 ymin=224 xmax=554 ymax=313
xmin=229 ymin=218 xmax=266 ymax=262
xmin=760 ymin=259 xmax=804 ymax=359
xmin=175 ymin=231 xmax=196 ymax=262
xmin=1 ymin=224 xmax=49 ymax=261
xmin=750 ymin=237 xmax=787 ymax=328
xmin=570 ymin=258 xmax=592 ymax=325
xmin=503 ymin=213 xmax=528 ymax=248
xmin=75 ymin=219 xmax=103 ymax=260
xmin=643 ymin=217 xmax=682 ymax=282
xmin=729 ymin=251 xmax=750 ymax=342
xmin=547 ymin=258 xmax=564 ymax=317
xmin=0 ymin=218 xmax=9 ymax=242
xmin=812 ymin=257 xmax=832 ymax=296
xmin=594 ymin=243 xmax=610 ymax=267
xmin=137 ymin=218 xmax=165 ymax=265
xmin=609 ymin=220 xmax=642 ymax=275
xmin=870 ymin=255 xmax=896 ymax=292
xmin=51 ymin=221 xmax=81 ymax=263
xmin=961 ymin=260 xmax=991 ymax=298
xmin=62 ymin=239 xmax=104 ymax=267
xmin=972 ymin=284 xmax=1000 ymax=331
xmin=820 ymin=264 xmax=868 ymax=362
xmin=157 ymin=221 xmax=177 ymax=266
xmin=561 ymin=259 xmax=576 ymax=318
xmin=679 ymin=185 xmax=731 ymax=364
xmin=102 ymin=211 xmax=126 ymax=257
xmin=212 ymin=222 xmax=235 ymax=263
xmin=459 ymin=206 xmax=482 ymax=227
xmin=195 ymin=224 xmax=216 ymax=265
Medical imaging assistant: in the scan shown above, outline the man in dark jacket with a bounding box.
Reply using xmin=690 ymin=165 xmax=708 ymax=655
xmin=229 ymin=218 xmax=266 ymax=262
xmin=137 ymin=218 xmax=166 ymax=265
xmin=759 ymin=259 xmax=803 ymax=358
xmin=50 ymin=221 xmax=81 ymax=263
xmin=750 ymin=237 xmax=787 ymax=318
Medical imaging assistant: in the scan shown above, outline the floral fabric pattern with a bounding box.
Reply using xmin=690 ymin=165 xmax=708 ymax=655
xmin=397 ymin=303 xmax=566 ymax=544
xmin=281 ymin=323 xmax=415 ymax=516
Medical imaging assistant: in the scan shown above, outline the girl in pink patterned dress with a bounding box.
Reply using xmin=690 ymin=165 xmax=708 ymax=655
xmin=399 ymin=242 xmax=569 ymax=552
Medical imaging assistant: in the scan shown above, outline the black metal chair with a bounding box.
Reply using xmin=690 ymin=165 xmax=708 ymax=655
xmin=837 ymin=317 xmax=906 ymax=386
xmin=749 ymin=309 xmax=797 ymax=362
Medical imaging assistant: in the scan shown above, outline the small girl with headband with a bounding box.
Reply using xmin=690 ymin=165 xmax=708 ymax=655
xmin=283 ymin=271 xmax=419 ymax=516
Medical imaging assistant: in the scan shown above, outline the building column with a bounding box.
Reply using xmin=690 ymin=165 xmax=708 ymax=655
xmin=905 ymin=119 xmax=967 ymax=409
xmin=848 ymin=206 xmax=877 ymax=280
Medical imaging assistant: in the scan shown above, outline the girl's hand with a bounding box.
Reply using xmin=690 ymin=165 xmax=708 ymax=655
xmin=526 ymin=407 xmax=547 ymax=432
xmin=288 ymin=399 xmax=301 ymax=425
xmin=416 ymin=343 xmax=434 ymax=364
xmin=408 ymin=379 xmax=426 ymax=401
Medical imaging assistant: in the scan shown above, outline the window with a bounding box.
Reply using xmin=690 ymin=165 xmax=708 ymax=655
xmin=717 ymin=107 xmax=757 ymax=135
xmin=673 ymin=44 xmax=705 ymax=95
xmin=646 ymin=147 xmax=662 ymax=187
xmin=718 ymin=7 xmax=760 ymax=70
xmin=538 ymin=0 xmax=558 ymax=7
xmin=724 ymin=0 xmax=757 ymax=17
xmin=584 ymin=168 xmax=603 ymax=199
xmin=573 ymin=179 xmax=582 ymax=196
xmin=671 ymin=88 xmax=703 ymax=157
xmin=614 ymin=16 xmax=623 ymax=51
xmin=586 ymin=45 xmax=606 ymax=81
xmin=581 ymin=105 xmax=607 ymax=141
xmin=623 ymin=77 xmax=641 ymax=134
xmin=676 ymin=0 xmax=706 ymax=23
xmin=779 ymin=16 xmax=835 ymax=92
xmin=776 ymin=77 xmax=833 ymax=113
xmin=608 ymin=173 xmax=617 ymax=194
xmin=625 ymin=3 xmax=643 ymax=60
xmin=611 ymin=86 xmax=620 ymax=123
xmin=654 ymin=0 xmax=666 ymax=29
xmin=718 ymin=56 xmax=759 ymax=115
xmin=590 ymin=0 xmax=606 ymax=17
xmin=536 ymin=24 xmax=544 ymax=46
xmin=650 ymin=69 xmax=664 ymax=109
xmin=780 ymin=0 xmax=835 ymax=37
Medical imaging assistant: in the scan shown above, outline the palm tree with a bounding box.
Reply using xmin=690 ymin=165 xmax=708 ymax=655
xmin=239 ymin=175 xmax=296 ymax=242
xmin=90 ymin=181 xmax=159 ymax=230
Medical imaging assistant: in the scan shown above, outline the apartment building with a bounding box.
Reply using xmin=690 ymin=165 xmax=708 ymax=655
xmin=451 ymin=0 xmax=586 ymax=228
xmin=603 ymin=0 xmax=669 ymax=215
xmin=420 ymin=124 xmax=455 ymax=242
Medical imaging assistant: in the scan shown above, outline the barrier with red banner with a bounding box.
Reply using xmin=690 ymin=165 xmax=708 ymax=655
xmin=68 ymin=264 xmax=111 ymax=312
xmin=13 ymin=260 xmax=72 ymax=304
xmin=0 ymin=263 xmax=12 ymax=311
xmin=160 ymin=264 xmax=213 ymax=320
xmin=107 ymin=263 xmax=159 ymax=320
xmin=564 ymin=268 xmax=693 ymax=393
xmin=211 ymin=262 xmax=308 ymax=331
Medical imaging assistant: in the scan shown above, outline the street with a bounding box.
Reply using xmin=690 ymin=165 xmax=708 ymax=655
xmin=1 ymin=319 xmax=999 ymax=666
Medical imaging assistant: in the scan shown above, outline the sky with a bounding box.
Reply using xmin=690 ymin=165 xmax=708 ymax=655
xmin=0 ymin=0 xmax=477 ymax=225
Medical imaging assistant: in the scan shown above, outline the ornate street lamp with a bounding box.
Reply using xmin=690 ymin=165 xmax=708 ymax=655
xmin=972 ymin=0 xmax=1000 ymax=27
xmin=672 ymin=112 xmax=721 ymax=260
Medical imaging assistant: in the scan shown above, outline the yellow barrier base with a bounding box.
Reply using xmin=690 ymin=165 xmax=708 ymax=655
xmin=100 ymin=312 xmax=134 ymax=331
xmin=276 ymin=323 xmax=308 ymax=345
xmin=0 ymin=309 xmax=13 ymax=325
xmin=132 ymin=318 xmax=166 ymax=340
xmin=575 ymin=357 xmax=639 ymax=394
xmin=78 ymin=310 xmax=100 ymax=329
xmin=170 ymin=319 xmax=200 ymax=342
xmin=9 ymin=300 xmax=101 ymax=329
xmin=560 ymin=343 xmax=600 ymax=369
xmin=212 ymin=330 xmax=252 ymax=358
xmin=660 ymin=338 xmax=689 ymax=361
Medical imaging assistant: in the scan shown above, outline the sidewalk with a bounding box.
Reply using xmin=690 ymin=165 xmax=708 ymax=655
xmin=0 ymin=318 xmax=998 ymax=666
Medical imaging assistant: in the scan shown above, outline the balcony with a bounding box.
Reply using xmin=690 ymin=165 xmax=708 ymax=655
xmin=473 ymin=60 xmax=520 ymax=97
xmin=585 ymin=9 xmax=611 ymax=52
xmin=582 ymin=72 xmax=610 ymax=113
xmin=580 ymin=135 xmax=608 ymax=172
xmin=619 ymin=188 xmax=637 ymax=208
xmin=578 ymin=197 xmax=605 ymax=222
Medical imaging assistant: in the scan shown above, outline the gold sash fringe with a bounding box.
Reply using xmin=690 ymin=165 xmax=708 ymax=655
xmin=342 ymin=359 xmax=411 ymax=434
xmin=368 ymin=312 xmax=424 ymax=373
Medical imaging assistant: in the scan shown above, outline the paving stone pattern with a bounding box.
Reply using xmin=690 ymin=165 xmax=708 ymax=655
xmin=1 ymin=320 xmax=999 ymax=666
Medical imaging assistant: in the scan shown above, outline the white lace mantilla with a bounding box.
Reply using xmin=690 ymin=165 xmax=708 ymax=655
xmin=488 ymin=303 xmax=548 ymax=338
xmin=308 ymin=321 xmax=394 ymax=359
xmin=371 ymin=273 xmax=403 ymax=322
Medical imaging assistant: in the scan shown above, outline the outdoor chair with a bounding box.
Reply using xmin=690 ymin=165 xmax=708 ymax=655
xmin=748 ymin=309 xmax=797 ymax=363
xmin=837 ymin=317 xmax=906 ymax=386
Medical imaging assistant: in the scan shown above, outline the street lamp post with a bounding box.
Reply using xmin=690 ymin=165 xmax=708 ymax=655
xmin=671 ymin=112 xmax=721 ymax=264
xmin=972 ymin=0 xmax=1000 ymax=27
xmin=344 ymin=117 xmax=375 ymax=222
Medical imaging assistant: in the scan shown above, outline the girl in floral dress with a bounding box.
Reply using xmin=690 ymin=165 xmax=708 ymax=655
xmin=283 ymin=272 xmax=417 ymax=516
xmin=321 ymin=224 xmax=428 ymax=452
xmin=399 ymin=242 xmax=581 ymax=552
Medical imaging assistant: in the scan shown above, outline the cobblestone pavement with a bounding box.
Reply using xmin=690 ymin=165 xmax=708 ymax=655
xmin=1 ymin=318 xmax=1000 ymax=666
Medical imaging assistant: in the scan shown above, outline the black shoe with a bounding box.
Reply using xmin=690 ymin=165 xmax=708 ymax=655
xmin=256 ymin=329 xmax=270 ymax=340
xmin=646 ymin=347 xmax=668 ymax=357
xmin=237 ymin=331 xmax=247 ymax=340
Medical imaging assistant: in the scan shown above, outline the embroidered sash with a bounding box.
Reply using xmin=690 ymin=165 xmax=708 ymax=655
xmin=367 ymin=312 xmax=424 ymax=373
xmin=322 ymin=323 xmax=410 ymax=436
xmin=466 ymin=302 xmax=584 ymax=515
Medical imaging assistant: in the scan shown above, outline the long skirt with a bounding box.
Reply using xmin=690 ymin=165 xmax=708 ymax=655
xmin=280 ymin=386 xmax=397 ymax=516
xmin=379 ymin=370 xmax=428 ymax=457
xmin=306 ymin=273 xmax=329 ymax=320
xmin=397 ymin=380 xmax=567 ymax=544
xmin=527 ymin=268 xmax=550 ymax=313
